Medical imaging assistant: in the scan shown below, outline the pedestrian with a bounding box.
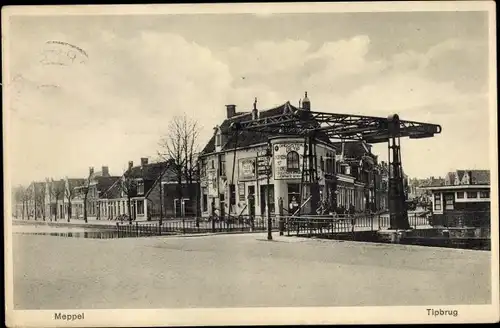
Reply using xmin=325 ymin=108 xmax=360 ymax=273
xmin=289 ymin=196 xmax=299 ymax=215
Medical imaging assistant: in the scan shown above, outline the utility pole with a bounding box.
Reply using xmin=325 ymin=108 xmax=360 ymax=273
xmin=266 ymin=145 xmax=273 ymax=241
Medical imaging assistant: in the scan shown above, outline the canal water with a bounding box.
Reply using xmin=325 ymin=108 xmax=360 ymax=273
xmin=12 ymin=225 xmax=137 ymax=239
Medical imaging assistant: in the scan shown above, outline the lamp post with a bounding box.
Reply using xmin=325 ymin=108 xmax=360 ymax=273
xmin=257 ymin=144 xmax=273 ymax=240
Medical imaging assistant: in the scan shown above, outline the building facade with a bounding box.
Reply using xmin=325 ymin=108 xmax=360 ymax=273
xmin=425 ymin=169 xmax=490 ymax=226
xmin=199 ymin=95 xmax=385 ymax=219
xmin=101 ymin=158 xmax=198 ymax=220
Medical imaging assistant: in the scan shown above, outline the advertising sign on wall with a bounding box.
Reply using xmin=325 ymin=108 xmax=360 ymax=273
xmin=273 ymin=142 xmax=305 ymax=180
xmin=238 ymin=183 xmax=245 ymax=201
xmin=238 ymin=158 xmax=256 ymax=180
xmin=206 ymin=169 xmax=217 ymax=196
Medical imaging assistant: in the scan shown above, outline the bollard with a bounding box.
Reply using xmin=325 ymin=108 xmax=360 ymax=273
xmin=279 ymin=218 xmax=284 ymax=236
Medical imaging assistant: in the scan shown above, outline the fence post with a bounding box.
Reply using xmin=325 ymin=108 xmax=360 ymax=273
xmin=182 ymin=217 xmax=186 ymax=234
xmin=278 ymin=198 xmax=284 ymax=236
xmin=351 ymin=214 xmax=355 ymax=240
xmin=211 ymin=200 xmax=216 ymax=233
xmin=116 ymin=222 xmax=119 ymax=238
xmin=135 ymin=221 xmax=139 ymax=237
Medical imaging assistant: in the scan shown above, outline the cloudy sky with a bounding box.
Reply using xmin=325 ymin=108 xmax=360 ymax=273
xmin=5 ymin=8 xmax=493 ymax=186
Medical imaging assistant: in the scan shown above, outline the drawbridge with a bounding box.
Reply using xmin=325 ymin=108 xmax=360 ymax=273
xmin=230 ymin=103 xmax=441 ymax=230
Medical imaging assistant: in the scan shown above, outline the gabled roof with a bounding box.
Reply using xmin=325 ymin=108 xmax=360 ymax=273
xmin=444 ymin=171 xmax=457 ymax=185
xmin=201 ymin=102 xmax=333 ymax=155
xmin=51 ymin=179 xmax=66 ymax=192
xmin=102 ymin=161 xmax=174 ymax=199
xmin=470 ymin=170 xmax=490 ymax=185
xmin=126 ymin=161 xmax=172 ymax=181
xmin=456 ymin=170 xmax=466 ymax=182
xmin=94 ymin=176 xmax=121 ymax=193
xmin=331 ymin=141 xmax=373 ymax=159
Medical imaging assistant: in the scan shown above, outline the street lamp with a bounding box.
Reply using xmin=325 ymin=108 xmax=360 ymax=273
xmin=257 ymin=144 xmax=273 ymax=240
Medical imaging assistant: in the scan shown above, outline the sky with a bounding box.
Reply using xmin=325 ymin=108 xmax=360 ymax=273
xmin=4 ymin=8 xmax=494 ymax=186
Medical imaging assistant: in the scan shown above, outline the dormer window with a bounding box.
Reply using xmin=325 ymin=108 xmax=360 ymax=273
xmin=215 ymin=127 xmax=222 ymax=148
xmin=137 ymin=179 xmax=144 ymax=195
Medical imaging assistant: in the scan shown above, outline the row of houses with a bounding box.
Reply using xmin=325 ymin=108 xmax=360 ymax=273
xmin=16 ymin=92 xmax=436 ymax=221
xmin=14 ymin=158 xmax=198 ymax=221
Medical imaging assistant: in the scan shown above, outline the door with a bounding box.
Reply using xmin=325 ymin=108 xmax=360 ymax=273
xmin=443 ymin=192 xmax=455 ymax=226
xmin=260 ymin=185 xmax=275 ymax=216
xmin=248 ymin=186 xmax=255 ymax=218
xmin=174 ymin=199 xmax=181 ymax=217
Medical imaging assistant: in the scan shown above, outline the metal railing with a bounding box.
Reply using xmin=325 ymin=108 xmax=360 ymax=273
xmin=116 ymin=214 xmax=280 ymax=237
xmin=282 ymin=212 xmax=432 ymax=237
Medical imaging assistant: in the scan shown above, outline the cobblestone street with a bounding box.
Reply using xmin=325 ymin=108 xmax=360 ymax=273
xmin=12 ymin=233 xmax=491 ymax=309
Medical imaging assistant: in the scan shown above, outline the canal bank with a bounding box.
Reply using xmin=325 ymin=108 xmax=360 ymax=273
xmin=306 ymin=227 xmax=491 ymax=251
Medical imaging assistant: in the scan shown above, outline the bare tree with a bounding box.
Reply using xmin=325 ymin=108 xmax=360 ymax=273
xmin=34 ymin=183 xmax=46 ymax=221
xmin=120 ymin=169 xmax=137 ymax=225
xmin=24 ymin=186 xmax=32 ymax=220
xmin=65 ymin=179 xmax=79 ymax=222
xmin=52 ymin=179 xmax=65 ymax=222
xmin=13 ymin=185 xmax=26 ymax=220
xmin=158 ymin=115 xmax=200 ymax=215
xmin=83 ymin=168 xmax=93 ymax=223
xmin=46 ymin=179 xmax=53 ymax=221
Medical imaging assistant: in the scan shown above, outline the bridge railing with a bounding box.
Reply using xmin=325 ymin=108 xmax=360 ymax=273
xmin=281 ymin=212 xmax=433 ymax=237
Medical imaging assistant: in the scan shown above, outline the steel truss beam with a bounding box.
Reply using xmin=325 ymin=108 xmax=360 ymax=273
xmin=230 ymin=109 xmax=441 ymax=143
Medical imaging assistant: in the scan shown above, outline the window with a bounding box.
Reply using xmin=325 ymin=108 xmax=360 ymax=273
xmin=137 ymin=180 xmax=144 ymax=195
xmin=456 ymin=192 xmax=464 ymax=199
xmin=287 ymin=151 xmax=300 ymax=171
xmin=201 ymin=159 xmax=207 ymax=177
xmin=325 ymin=152 xmax=334 ymax=174
xmin=137 ymin=200 xmax=144 ymax=215
xmin=211 ymin=160 xmax=215 ymax=169
xmin=444 ymin=194 xmax=454 ymax=210
xmin=479 ymin=191 xmax=490 ymax=198
xmin=229 ymin=184 xmax=236 ymax=205
xmin=202 ymin=189 xmax=208 ymax=212
xmin=320 ymin=156 xmax=324 ymax=171
xmin=219 ymin=154 xmax=226 ymax=176
xmin=118 ymin=202 xmax=121 ymax=214
xmin=434 ymin=194 xmax=441 ymax=210
xmin=215 ymin=133 xmax=221 ymax=147
xmin=467 ymin=191 xmax=478 ymax=199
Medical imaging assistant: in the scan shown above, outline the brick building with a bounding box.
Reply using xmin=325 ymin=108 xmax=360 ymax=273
xmin=101 ymin=158 xmax=199 ymax=220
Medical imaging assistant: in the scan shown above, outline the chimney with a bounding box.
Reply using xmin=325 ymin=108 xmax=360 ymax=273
xmin=102 ymin=166 xmax=109 ymax=177
xmin=226 ymin=104 xmax=237 ymax=118
xmin=252 ymin=97 xmax=258 ymax=120
xmin=89 ymin=166 xmax=94 ymax=176
xmin=128 ymin=161 xmax=133 ymax=171
xmin=302 ymin=91 xmax=311 ymax=111
xmin=141 ymin=157 xmax=149 ymax=167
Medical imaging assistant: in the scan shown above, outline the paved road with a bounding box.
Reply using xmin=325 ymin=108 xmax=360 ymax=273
xmin=12 ymin=232 xmax=491 ymax=309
